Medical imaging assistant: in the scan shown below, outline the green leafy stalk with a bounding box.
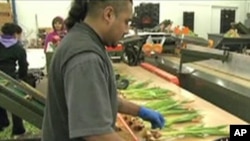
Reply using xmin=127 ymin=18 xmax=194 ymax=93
xmin=123 ymin=87 xmax=170 ymax=94
xmin=0 ymin=80 xmax=8 ymax=86
xmin=161 ymin=109 xmax=197 ymax=115
xmin=127 ymin=81 xmax=151 ymax=89
xmin=124 ymin=91 xmax=170 ymax=100
xmin=161 ymin=124 xmax=229 ymax=138
xmin=144 ymin=99 xmax=198 ymax=115
xmin=144 ymin=99 xmax=177 ymax=109
xmin=165 ymin=112 xmax=202 ymax=127
xmin=144 ymin=99 xmax=194 ymax=112
xmin=122 ymin=87 xmax=173 ymax=100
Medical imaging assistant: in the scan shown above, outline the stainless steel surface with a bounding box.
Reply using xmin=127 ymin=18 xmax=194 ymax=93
xmin=183 ymin=44 xmax=250 ymax=82
xmin=194 ymin=52 xmax=250 ymax=82
xmin=207 ymin=33 xmax=250 ymax=50
xmin=179 ymin=45 xmax=231 ymax=72
xmin=174 ymin=35 xmax=209 ymax=46
xmin=186 ymin=44 xmax=227 ymax=55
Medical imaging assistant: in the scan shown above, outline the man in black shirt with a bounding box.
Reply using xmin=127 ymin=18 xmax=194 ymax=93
xmin=0 ymin=23 xmax=28 ymax=136
xmin=42 ymin=0 xmax=165 ymax=141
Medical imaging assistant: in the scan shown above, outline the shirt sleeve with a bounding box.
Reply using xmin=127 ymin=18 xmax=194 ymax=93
xmin=63 ymin=52 xmax=114 ymax=139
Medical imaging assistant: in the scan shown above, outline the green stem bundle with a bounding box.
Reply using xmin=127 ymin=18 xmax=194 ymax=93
xmin=161 ymin=125 xmax=229 ymax=138
xmin=144 ymin=99 xmax=196 ymax=115
xmin=127 ymin=81 xmax=152 ymax=89
xmin=165 ymin=112 xmax=202 ymax=127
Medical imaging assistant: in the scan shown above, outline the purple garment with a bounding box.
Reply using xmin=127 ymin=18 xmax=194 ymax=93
xmin=0 ymin=35 xmax=18 ymax=48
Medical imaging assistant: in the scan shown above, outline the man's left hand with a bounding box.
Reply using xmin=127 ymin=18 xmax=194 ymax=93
xmin=138 ymin=107 xmax=166 ymax=129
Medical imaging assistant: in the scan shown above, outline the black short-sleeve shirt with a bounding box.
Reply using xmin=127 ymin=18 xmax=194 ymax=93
xmin=42 ymin=23 xmax=118 ymax=141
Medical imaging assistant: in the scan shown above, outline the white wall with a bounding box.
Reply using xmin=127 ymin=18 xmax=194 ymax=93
xmin=15 ymin=0 xmax=71 ymax=39
xmin=14 ymin=0 xmax=248 ymax=39
xmin=133 ymin=0 xmax=248 ymax=38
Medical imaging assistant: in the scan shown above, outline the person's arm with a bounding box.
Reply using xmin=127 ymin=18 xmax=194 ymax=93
xmin=44 ymin=33 xmax=52 ymax=52
xmin=63 ymin=52 xmax=124 ymax=141
xmin=117 ymin=95 xmax=166 ymax=129
xmin=17 ymin=47 xmax=28 ymax=80
xmin=118 ymin=97 xmax=140 ymax=116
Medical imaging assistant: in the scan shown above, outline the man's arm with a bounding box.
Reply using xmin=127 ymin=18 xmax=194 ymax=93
xmin=118 ymin=97 xmax=140 ymax=116
xmin=117 ymin=96 xmax=166 ymax=129
xmin=63 ymin=52 xmax=125 ymax=141
xmin=84 ymin=132 xmax=124 ymax=141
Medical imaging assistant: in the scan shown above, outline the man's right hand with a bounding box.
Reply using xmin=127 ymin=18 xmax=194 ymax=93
xmin=84 ymin=132 xmax=125 ymax=141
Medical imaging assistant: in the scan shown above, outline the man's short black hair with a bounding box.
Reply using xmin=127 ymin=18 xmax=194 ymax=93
xmin=65 ymin=0 xmax=133 ymax=30
xmin=1 ymin=22 xmax=23 ymax=36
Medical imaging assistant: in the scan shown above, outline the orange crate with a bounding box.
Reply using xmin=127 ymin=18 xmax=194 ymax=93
xmin=106 ymin=44 xmax=123 ymax=52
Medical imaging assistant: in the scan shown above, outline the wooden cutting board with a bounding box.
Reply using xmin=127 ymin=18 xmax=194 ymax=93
xmin=114 ymin=63 xmax=247 ymax=141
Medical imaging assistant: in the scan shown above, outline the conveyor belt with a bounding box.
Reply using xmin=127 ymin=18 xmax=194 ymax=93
xmin=0 ymin=71 xmax=44 ymax=129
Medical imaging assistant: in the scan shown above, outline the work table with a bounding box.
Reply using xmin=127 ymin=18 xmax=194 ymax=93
xmin=114 ymin=63 xmax=247 ymax=141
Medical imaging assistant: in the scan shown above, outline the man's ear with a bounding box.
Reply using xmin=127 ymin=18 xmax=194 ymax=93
xmin=103 ymin=6 xmax=115 ymax=23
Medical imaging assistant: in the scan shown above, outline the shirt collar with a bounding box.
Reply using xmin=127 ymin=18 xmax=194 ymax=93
xmin=72 ymin=22 xmax=106 ymax=49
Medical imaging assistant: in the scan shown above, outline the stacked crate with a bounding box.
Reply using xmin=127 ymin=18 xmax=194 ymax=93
xmin=106 ymin=44 xmax=124 ymax=62
xmin=0 ymin=2 xmax=13 ymax=28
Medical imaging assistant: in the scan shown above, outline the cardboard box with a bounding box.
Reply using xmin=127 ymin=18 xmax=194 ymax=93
xmin=0 ymin=2 xmax=13 ymax=27
xmin=0 ymin=2 xmax=11 ymax=12
xmin=0 ymin=13 xmax=13 ymax=26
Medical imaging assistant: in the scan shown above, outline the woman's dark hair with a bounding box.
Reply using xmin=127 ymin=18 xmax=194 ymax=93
xmin=65 ymin=0 xmax=133 ymax=30
xmin=1 ymin=22 xmax=22 ymax=36
xmin=52 ymin=16 xmax=64 ymax=30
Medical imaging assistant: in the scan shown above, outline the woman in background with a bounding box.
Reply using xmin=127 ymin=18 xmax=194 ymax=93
xmin=44 ymin=16 xmax=66 ymax=52
xmin=0 ymin=23 xmax=28 ymax=137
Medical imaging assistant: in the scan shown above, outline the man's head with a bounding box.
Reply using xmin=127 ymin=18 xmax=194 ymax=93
xmin=1 ymin=23 xmax=23 ymax=40
xmin=65 ymin=0 xmax=133 ymax=46
xmin=15 ymin=24 xmax=23 ymax=40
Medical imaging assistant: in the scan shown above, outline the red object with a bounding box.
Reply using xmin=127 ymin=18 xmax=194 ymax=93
xmin=106 ymin=44 xmax=123 ymax=52
xmin=51 ymin=35 xmax=61 ymax=44
xmin=140 ymin=62 xmax=180 ymax=85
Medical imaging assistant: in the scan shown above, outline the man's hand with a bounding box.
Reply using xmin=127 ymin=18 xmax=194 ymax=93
xmin=117 ymin=98 xmax=165 ymax=129
xmin=138 ymin=107 xmax=165 ymax=129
